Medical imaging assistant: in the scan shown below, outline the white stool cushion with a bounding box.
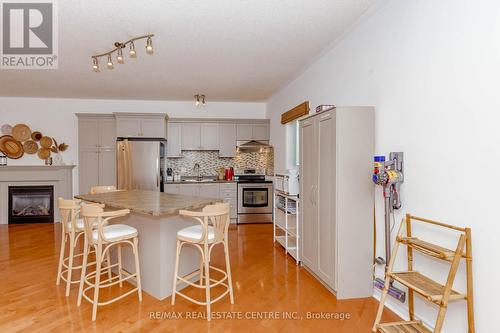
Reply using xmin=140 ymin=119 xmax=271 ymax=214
xmin=92 ymin=224 xmax=138 ymax=242
xmin=177 ymin=225 xmax=215 ymax=242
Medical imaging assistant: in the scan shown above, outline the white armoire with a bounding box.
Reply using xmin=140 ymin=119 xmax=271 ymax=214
xmin=299 ymin=106 xmax=374 ymax=299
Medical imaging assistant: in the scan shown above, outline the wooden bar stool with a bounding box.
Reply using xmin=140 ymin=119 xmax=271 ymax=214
xmin=90 ymin=185 xmax=117 ymax=194
xmin=55 ymin=198 xmax=110 ymax=297
xmin=78 ymin=204 xmax=142 ymax=321
xmin=171 ymin=203 xmax=234 ymax=321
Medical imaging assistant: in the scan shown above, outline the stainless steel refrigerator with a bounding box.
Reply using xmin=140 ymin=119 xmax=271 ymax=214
xmin=116 ymin=139 xmax=166 ymax=191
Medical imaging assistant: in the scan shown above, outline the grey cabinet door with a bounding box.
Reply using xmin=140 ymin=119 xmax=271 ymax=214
xmin=252 ymin=124 xmax=270 ymax=140
xmin=141 ymin=118 xmax=166 ymax=138
xmin=317 ymin=112 xmax=336 ymax=290
xmin=218 ymin=123 xmax=236 ymax=157
xmin=79 ymin=150 xmax=99 ymax=194
xmin=98 ymin=118 xmax=116 ymax=149
xmin=181 ymin=123 xmax=201 ymax=150
xmin=165 ymin=184 xmax=180 ymax=194
xmin=167 ymin=122 xmax=182 ymax=157
xmin=299 ymin=117 xmax=318 ymax=271
xmin=79 ymin=118 xmax=99 ymax=150
xmin=116 ymin=118 xmax=141 ymax=137
xmin=236 ymin=124 xmax=253 ymax=140
xmin=200 ymin=123 xmax=219 ymax=150
xmin=198 ymin=183 xmax=220 ymax=198
xmin=179 ymin=184 xmax=199 ymax=196
xmin=98 ymin=149 xmax=116 ymax=186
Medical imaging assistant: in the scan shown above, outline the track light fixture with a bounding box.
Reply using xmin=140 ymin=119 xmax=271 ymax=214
xmin=91 ymin=34 xmax=154 ymax=72
xmin=194 ymin=94 xmax=206 ymax=106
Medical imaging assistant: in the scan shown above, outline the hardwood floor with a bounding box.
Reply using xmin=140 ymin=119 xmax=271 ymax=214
xmin=0 ymin=223 xmax=399 ymax=332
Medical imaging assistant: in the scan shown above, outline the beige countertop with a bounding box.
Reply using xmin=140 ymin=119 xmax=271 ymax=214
xmin=75 ymin=190 xmax=221 ymax=217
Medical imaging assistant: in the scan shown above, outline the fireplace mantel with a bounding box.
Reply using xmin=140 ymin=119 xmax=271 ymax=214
xmin=0 ymin=165 xmax=75 ymax=224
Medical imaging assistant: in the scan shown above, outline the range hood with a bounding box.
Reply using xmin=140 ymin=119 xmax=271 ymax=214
xmin=236 ymin=140 xmax=273 ymax=153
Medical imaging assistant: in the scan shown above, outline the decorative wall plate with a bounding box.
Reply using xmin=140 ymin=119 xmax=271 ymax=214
xmin=1 ymin=137 xmax=24 ymax=159
xmin=37 ymin=147 xmax=51 ymax=160
xmin=12 ymin=124 xmax=31 ymax=142
xmin=1 ymin=124 xmax=12 ymax=135
xmin=23 ymin=140 xmax=39 ymax=154
xmin=40 ymin=136 xmax=53 ymax=148
xmin=31 ymin=131 xmax=42 ymax=141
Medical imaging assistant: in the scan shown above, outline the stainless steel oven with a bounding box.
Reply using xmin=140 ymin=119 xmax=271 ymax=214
xmin=237 ymin=182 xmax=273 ymax=224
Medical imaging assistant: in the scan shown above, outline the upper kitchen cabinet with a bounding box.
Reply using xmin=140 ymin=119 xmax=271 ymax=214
xmin=201 ymin=123 xmax=219 ymax=150
xmin=236 ymin=122 xmax=270 ymax=141
xmin=218 ymin=123 xmax=237 ymax=157
xmin=167 ymin=122 xmax=182 ymax=157
xmin=181 ymin=123 xmax=201 ymax=150
xmin=181 ymin=122 xmax=219 ymax=150
xmin=76 ymin=114 xmax=117 ymax=194
xmin=114 ymin=113 xmax=168 ymax=139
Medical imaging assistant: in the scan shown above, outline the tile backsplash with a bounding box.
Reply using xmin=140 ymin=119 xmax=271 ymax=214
xmin=167 ymin=150 xmax=274 ymax=176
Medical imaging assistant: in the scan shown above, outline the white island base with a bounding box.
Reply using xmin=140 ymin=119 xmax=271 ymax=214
xmin=115 ymin=212 xmax=199 ymax=300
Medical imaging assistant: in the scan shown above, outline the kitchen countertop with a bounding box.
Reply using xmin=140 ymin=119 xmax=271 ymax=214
xmin=75 ymin=190 xmax=221 ymax=217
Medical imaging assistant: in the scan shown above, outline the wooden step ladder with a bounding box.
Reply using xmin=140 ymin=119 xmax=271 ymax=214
xmin=372 ymin=214 xmax=475 ymax=333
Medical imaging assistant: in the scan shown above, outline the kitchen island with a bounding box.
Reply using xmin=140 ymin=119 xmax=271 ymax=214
xmin=75 ymin=190 xmax=221 ymax=300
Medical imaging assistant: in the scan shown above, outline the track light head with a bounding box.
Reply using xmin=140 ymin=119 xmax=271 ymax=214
xmin=146 ymin=37 xmax=154 ymax=54
xmin=117 ymin=48 xmax=124 ymax=64
xmin=92 ymin=57 xmax=99 ymax=72
xmin=129 ymin=41 xmax=137 ymax=58
xmin=107 ymin=54 xmax=114 ymax=69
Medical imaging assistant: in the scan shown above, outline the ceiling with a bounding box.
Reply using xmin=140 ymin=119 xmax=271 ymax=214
xmin=0 ymin=0 xmax=376 ymax=101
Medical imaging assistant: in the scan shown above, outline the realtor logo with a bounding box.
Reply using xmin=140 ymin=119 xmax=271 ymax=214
xmin=1 ymin=0 xmax=58 ymax=69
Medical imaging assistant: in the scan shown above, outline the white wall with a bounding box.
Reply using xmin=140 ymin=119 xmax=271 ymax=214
xmin=0 ymin=97 xmax=266 ymax=194
xmin=267 ymin=0 xmax=499 ymax=331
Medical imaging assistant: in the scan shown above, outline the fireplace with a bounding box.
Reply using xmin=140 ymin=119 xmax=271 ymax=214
xmin=8 ymin=186 xmax=54 ymax=224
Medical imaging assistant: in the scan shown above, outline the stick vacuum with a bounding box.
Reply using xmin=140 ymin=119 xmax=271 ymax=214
xmin=372 ymin=152 xmax=406 ymax=303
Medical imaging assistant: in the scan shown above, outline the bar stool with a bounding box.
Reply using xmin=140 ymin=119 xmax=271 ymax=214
xmin=78 ymin=204 xmax=142 ymax=321
xmin=171 ymin=203 xmax=234 ymax=321
xmin=90 ymin=185 xmax=117 ymax=194
xmin=55 ymin=198 xmax=109 ymax=296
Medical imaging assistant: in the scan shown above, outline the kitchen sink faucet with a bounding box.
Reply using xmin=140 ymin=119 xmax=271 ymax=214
xmin=193 ymin=163 xmax=201 ymax=180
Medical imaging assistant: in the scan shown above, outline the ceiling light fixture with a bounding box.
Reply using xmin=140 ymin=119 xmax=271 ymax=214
xmin=117 ymin=47 xmax=124 ymax=64
xmin=91 ymin=34 xmax=154 ymax=72
xmin=194 ymin=94 xmax=206 ymax=106
xmin=107 ymin=54 xmax=114 ymax=69
xmin=92 ymin=57 xmax=99 ymax=72
xmin=146 ymin=37 xmax=154 ymax=54
xmin=129 ymin=41 xmax=136 ymax=58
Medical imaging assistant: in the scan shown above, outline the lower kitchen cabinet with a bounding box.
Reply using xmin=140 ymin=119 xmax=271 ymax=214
xmin=164 ymin=182 xmax=237 ymax=222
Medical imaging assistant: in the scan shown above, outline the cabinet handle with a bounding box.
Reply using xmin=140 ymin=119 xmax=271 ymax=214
xmin=309 ymin=186 xmax=314 ymax=204
xmin=313 ymin=185 xmax=318 ymax=205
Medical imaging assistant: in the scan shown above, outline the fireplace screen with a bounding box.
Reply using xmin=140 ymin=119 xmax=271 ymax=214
xmin=8 ymin=186 xmax=54 ymax=224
